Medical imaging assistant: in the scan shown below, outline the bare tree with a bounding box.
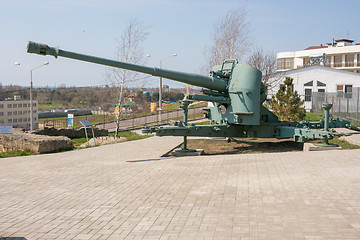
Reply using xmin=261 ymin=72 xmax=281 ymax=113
xmin=247 ymin=48 xmax=277 ymax=84
xmin=106 ymin=19 xmax=148 ymax=137
xmin=203 ymin=8 xmax=252 ymax=74
xmin=247 ymin=48 xmax=284 ymax=95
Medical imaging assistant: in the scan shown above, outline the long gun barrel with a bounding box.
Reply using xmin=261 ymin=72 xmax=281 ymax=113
xmin=27 ymin=41 xmax=227 ymax=92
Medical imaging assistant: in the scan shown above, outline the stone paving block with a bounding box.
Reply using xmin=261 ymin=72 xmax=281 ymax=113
xmin=0 ymin=137 xmax=360 ymax=239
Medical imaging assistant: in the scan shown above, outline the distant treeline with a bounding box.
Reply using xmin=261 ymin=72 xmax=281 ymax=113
xmin=0 ymin=84 xmax=184 ymax=108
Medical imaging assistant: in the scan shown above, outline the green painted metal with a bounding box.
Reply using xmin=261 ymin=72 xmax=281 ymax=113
xmin=313 ymin=103 xmax=339 ymax=147
xmin=27 ymin=41 xmax=359 ymax=143
xmin=27 ymin=41 xmax=227 ymax=92
xmin=178 ymin=100 xmax=194 ymax=151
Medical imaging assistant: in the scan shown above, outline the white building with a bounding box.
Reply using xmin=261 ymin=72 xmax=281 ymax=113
xmin=0 ymin=99 xmax=38 ymax=129
xmin=277 ymin=39 xmax=360 ymax=73
xmin=268 ymin=66 xmax=360 ymax=110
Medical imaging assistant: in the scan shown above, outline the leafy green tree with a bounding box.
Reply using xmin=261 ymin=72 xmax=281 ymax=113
xmin=270 ymin=77 xmax=306 ymax=121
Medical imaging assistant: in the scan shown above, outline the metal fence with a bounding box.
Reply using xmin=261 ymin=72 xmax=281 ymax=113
xmin=312 ymin=87 xmax=360 ymax=123
xmin=39 ymin=107 xmax=205 ymax=131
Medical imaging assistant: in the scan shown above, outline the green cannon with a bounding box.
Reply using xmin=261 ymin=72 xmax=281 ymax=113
xmin=27 ymin=41 xmax=353 ymax=145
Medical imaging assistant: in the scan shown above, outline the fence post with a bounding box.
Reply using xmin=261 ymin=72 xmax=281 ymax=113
xmin=338 ymin=97 xmax=341 ymax=117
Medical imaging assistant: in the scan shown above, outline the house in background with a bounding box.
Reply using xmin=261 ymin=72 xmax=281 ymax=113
xmin=268 ymin=66 xmax=360 ymax=110
xmin=277 ymin=39 xmax=360 ymax=73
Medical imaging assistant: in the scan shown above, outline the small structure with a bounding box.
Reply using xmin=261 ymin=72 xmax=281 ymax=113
xmin=80 ymin=120 xmax=96 ymax=147
xmin=268 ymin=66 xmax=360 ymax=110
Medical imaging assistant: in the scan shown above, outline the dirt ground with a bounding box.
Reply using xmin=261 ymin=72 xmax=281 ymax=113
xmin=185 ymin=138 xmax=304 ymax=155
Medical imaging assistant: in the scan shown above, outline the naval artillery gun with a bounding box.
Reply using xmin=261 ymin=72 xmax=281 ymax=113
xmin=27 ymin=41 xmax=353 ymax=146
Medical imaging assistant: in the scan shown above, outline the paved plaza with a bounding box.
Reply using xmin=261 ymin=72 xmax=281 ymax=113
xmin=1 ymin=135 xmax=360 ymax=239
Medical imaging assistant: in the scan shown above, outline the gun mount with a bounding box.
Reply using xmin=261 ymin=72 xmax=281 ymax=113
xmin=27 ymin=41 xmax=355 ymax=148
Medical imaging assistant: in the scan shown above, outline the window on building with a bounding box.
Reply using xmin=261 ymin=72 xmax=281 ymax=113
xmin=13 ymin=119 xmax=17 ymax=123
xmin=345 ymin=85 xmax=352 ymax=98
xmin=7 ymin=104 xmax=12 ymax=108
xmin=305 ymin=89 xmax=312 ymax=101
xmin=8 ymin=119 xmax=12 ymax=123
xmin=23 ymin=103 xmax=27 ymax=107
xmin=33 ymin=103 xmax=37 ymax=107
xmin=334 ymin=55 xmax=343 ymax=67
xmin=0 ymin=120 xmax=4 ymax=124
xmin=0 ymin=104 xmax=3 ymax=108
xmin=18 ymin=118 xmax=22 ymax=123
xmin=277 ymin=58 xmax=294 ymax=70
xmin=23 ymin=118 xmax=27 ymax=122
xmin=13 ymin=111 xmax=17 ymax=115
xmin=317 ymin=81 xmax=326 ymax=87
xmin=0 ymin=112 xmax=3 ymax=116
xmin=8 ymin=112 xmax=12 ymax=116
xmin=345 ymin=54 xmax=354 ymax=67
xmin=18 ymin=111 xmax=22 ymax=115
xmin=18 ymin=104 xmax=22 ymax=108
xmin=345 ymin=85 xmax=352 ymax=93
xmin=304 ymin=81 xmax=313 ymax=86
xmin=317 ymin=89 xmax=326 ymax=102
xmin=337 ymin=85 xmax=344 ymax=93
xmin=13 ymin=104 xmax=17 ymax=108
xmin=358 ymin=54 xmax=360 ymax=67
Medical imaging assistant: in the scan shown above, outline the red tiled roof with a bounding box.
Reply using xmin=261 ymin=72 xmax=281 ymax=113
xmin=304 ymin=46 xmax=328 ymax=50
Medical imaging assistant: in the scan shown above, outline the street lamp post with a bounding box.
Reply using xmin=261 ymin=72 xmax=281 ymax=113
xmin=159 ymin=54 xmax=177 ymax=122
xmin=15 ymin=62 xmax=49 ymax=130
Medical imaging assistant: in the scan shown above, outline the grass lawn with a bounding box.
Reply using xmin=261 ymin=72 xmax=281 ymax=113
xmin=39 ymin=101 xmax=87 ymax=110
xmin=72 ymin=130 xmax=153 ymax=148
xmin=0 ymin=149 xmax=33 ymax=158
xmin=304 ymin=112 xmax=324 ymax=121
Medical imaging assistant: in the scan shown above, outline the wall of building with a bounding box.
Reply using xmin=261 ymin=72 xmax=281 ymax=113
xmin=277 ymin=41 xmax=360 ymax=72
xmin=0 ymin=100 xmax=38 ymax=129
xmin=268 ymin=66 xmax=360 ymax=109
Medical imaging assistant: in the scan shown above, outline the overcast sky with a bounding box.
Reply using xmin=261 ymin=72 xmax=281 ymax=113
xmin=1 ymin=0 xmax=359 ymax=88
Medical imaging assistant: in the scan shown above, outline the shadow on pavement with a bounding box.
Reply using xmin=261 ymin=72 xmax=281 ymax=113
xmin=127 ymin=158 xmax=162 ymax=163
xmin=0 ymin=238 xmax=28 ymax=240
xmin=127 ymin=157 xmax=176 ymax=163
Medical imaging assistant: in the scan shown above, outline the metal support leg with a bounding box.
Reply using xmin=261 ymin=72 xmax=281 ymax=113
xmin=176 ymin=100 xmax=195 ymax=152
xmin=315 ymin=103 xmax=338 ymax=147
